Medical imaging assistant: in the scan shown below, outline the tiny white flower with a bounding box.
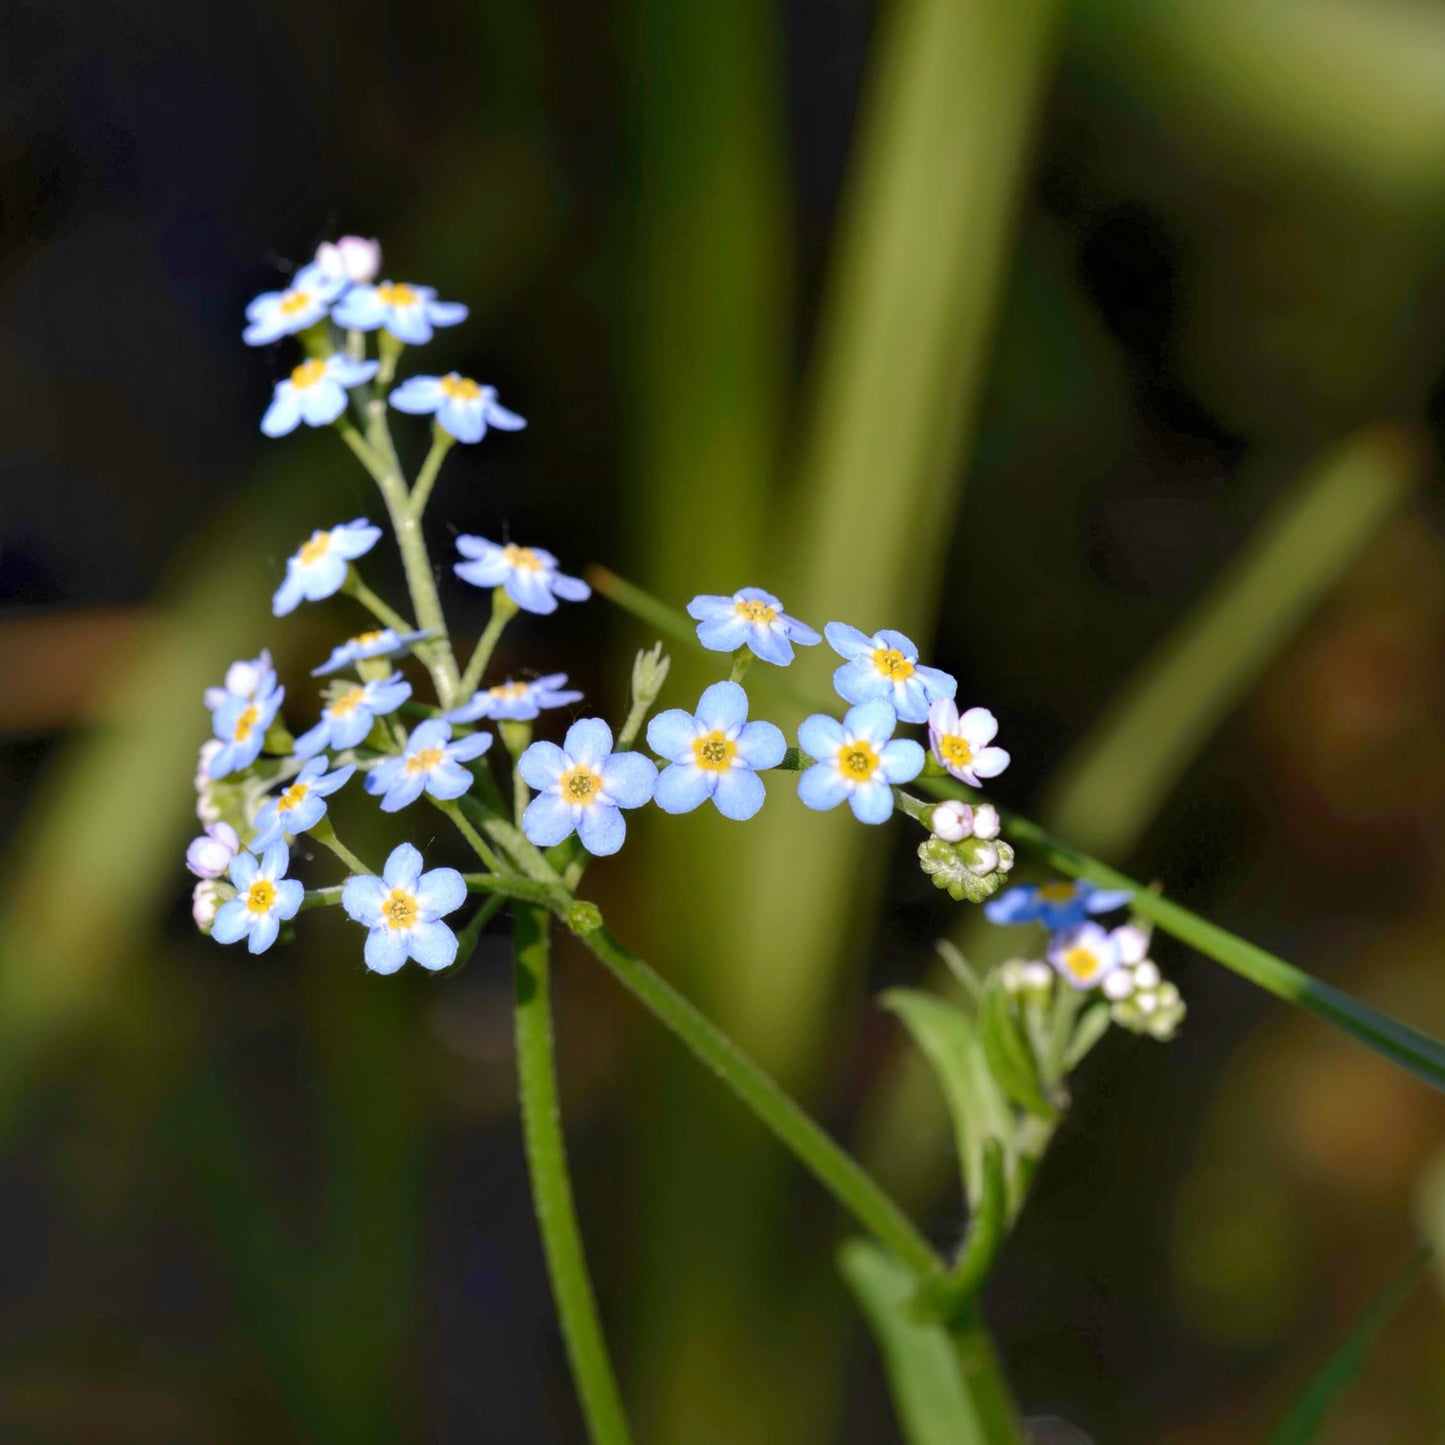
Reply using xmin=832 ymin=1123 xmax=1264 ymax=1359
xmin=930 ymin=800 xmax=973 ymax=842
xmin=928 ymin=700 xmax=1010 ymax=788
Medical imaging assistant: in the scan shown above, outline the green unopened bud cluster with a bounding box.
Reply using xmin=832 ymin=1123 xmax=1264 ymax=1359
xmin=918 ymin=833 xmax=1015 ymax=903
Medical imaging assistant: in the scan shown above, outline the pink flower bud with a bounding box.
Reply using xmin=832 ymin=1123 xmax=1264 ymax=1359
xmin=316 ymin=236 xmax=381 ymax=285
xmin=930 ymin=799 xmax=973 ymax=842
xmin=971 ymin=803 xmax=1001 ymax=840
xmin=186 ymin=822 xmax=240 ymax=879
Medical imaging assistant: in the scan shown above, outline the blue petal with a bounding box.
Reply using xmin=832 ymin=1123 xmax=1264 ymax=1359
xmin=378 ymin=772 xmax=428 ymax=812
xmin=343 ymin=875 xmax=388 ymax=924
xmin=425 ymin=300 xmax=468 ymax=327
xmin=824 ymin=622 xmax=873 ymax=659
xmin=653 ymin=764 xmax=712 ymax=814
xmin=833 ymin=658 xmax=890 ymax=706
xmin=448 ymin=730 xmax=493 ymax=763
xmin=523 ymin=792 xmax=578 ymax=848
xmin=389 ymin=376 xmax=444 ymax=413
xmin=247 ymin=913 xmax=281 ymax=954
xmin=564 ymin=718 xmax=613 ymax=767
xmin=736 ymin=720 xmax=786 ymax=770
xmin=367 ymin=677 xmax=412 ymax=714
xmin=293 ymin=722 xmax=330 ymax=760
xmin=645 ymin=708 xmax=700 ymax=762
xmin=301 ymin=553 xmax=348 ymax=601
xmin=284 ymin=794 xmax=327 ymax=835
xmin=747 ymin=626 xmax=793 ymax=666
xmin=330 ymin=708 xmax=376 ymax=751
xmin=409 ymin=717 xmax=451 ymax=750
xmin=273 ymin=879 xmax=305 ymax=920
xmin=211 ymin=900 xmax=249 ymax=944
xmin=332 ymin=522 xmax=382 ymax=560
xmin=507 ymin=568 xmax=559 ymax=614
xmin=426 ymin=759 xmax=475 ymax=800
xmin=272 ymin=570 xmax=306 ymax=617
xmin=782 ymin=615 xmax=821 ymax=646
xmin=518 ymin=741 xmax=567 ymax=789
xmin=483 ymin=398 xmax=526 ymax=430
xmin=711 ymin=767 xmax=765 ymax=821
xmin=384 ymin=842 xmax=424 ymax=889
xmin=914 ymin=664 xmax=957 ymax=701
xmin=228 ymin=850 xmax=259 ymax=889
xmin=297 ymin=377 xmax=347 ymax=427
xmin=550 ymin=573 xmax=590 ymax=603
xmin=416 ymin=867 xmax=467 ymax=917
xmin=599 ymin=751 xmax=657 ymax=808
xmin=843 ymin=700 xmax=899 ymax=745
xmin=983 ymin=886 xmax=1042 ymax=926
xmin=797 ymin=763 xmax=847 ymax=811
xmin=879 ymin=738 xmax=925 ymax=784
xmin=408 ymin=919 xmax=459 ymax=970
xmin=695 ymin=680 xmax=749 ymax=733
xmin=385 ymin=304 xmax=432 ymax=345
xmin=796 ymin=713 xmax=844 ymax=759
xmin=874 ymin=629 xmax=918 ymax=657
xmin=848 ymin=779 xmax=895 ymax=825
xmin=364 ymin=927 xmax=408 ymax=974
xmin=577 ymin=802 xmax=626 ymax=856
xmin=332 ymin=287 xmax=386 ymax=329
xmin=1082 ymin=886 xmax=1133 ymax=914
xmin=261 ymin=388 xmax=301 ymax=437
xmin=695 ymin=615 xmax=749 ymax=653
xmin=686 ymin=595 xmax=735 ymax=622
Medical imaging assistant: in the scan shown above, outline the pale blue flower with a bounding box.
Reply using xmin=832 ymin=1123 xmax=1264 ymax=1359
xmin=389 ymin=374 xmax=525 ymax=443
xmin=646 ymin=681 xmax=785 ymax=821
xmin=208 ymin=686 xmax=286 ymax=779
xmin=331 ymin=281 xmax=467 ymax=345
xmin=1047 ymin=922 xmax=1124 ymax=991
xmin=242 ymin=264 xmax=345 ymax=346
xmin=796 ymin=701 xmax=923 ymax=825
xmin=210 ymin=844 xmax=304 ymax=954
xmin=250 ymin=757 xmax=356 ymax=850
xmin=261 ymin=355 xmax=379 ymax=437
xmin=312 ymin=627 xmax=434 ymax=677
xmin=446 ymin=673 xmax=583 ymax=724
xmin=293 ymin=676 xmax=412 ymax=758
xmin=686 ymin=587 xmax=820 ymax=666
xmin=927 ymin=699 xmax=1010 ymax=788
xmin=364 ymin=718 xmax=493 ymax=812
xmin=204 ymin=649 xmax=278 ymax=712
xmin=518 ymin=719 xmax=657 ymax=856
xmin=342 ymin=842 xmax=467 ymax=974
xmin=824 ymin=623 xmax=956 ymax=724
xmin=984 ymin=879 xmax=1133 ymax=933
xmin=272 ymin=518 xmax=382 ymax=617
xmin=454 ymin=537 xmax=590 ymax=615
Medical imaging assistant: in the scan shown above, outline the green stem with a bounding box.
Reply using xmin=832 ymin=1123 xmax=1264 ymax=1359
xmin=572 ymin=922 xmax=940 ymax=1279
xmin=915 ymin=1139 xmax=1007 ymax=1325
xmin=948 ymin=1314 xmax=1025 ymax=1445
xmin=311 ymin=823 xmax=374 ymax=877
xmin=513 ymin=905 xmax=634 ymax=1445
xmin=457 ymin=589 xmax=520 ymax=700
xmin=342 ymin=570 xmax=417 ymax=635
xmin=452 ymin=894 xmax=507 ymax=968
xmin=408 ymin=428 xmax=455 ymax=521
xmin=433 ymin=798 xmax=508 ymax=875
xmin=301 ymin=874 xmax=560 ymax=911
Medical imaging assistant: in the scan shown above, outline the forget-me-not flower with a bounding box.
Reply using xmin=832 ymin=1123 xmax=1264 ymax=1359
xmin=210 ymin=844 xmax=305 ymax=954
xmin=389 ymin=374 xmax=525 ymax=444
xmin=824 ymin=623 xmax=956 ymax=724
xmin=646 ymin=681 xmax=785 ymax=821
xmin=983 ymin=878 xmax=1133 ymax=932
xmin=250 ymin=757 xmax=356 ymax=850
xmin=312 ymin=627 xmax=433 ymax=677
xmin=1047 ymin=922 xmax=1123 ymax=991
xmin=186 ymin=822 xmax=242 ymax=879
xmin=204 ymin=649 xmax=278 ymax=712
xmin=518 ymin=719 xmax=657 ymax=856
xmin=686 ymin=588 xmax=821 ymax=666
xmin=272 ymin=518 xmax=382 ymax=617
xmin=364 ymin=719 xmax=493 ymax=812
xmin=342 ymin=842 xmax=467 ymax=974
xmin=797 ymin=701 xmax=923 ymax=825
xmin=208 ymin=686 xmax=285 ymax=779
xmin=454 ymin=537 xmax=591 ymax=615
xmin=294 ymin=676 xmax=412 ymax=757
xmin=242 ymin=265 xmax=345 ymax=346
xmin=331 ymin=281 xmax=467 ymax=345
xmin=927 ymin=700 xmax=1010 ymax=789
xmin=446 ymin=673 xmax=583 ymax=724
xmin=261 ymin=356 xmax=379 ymax=437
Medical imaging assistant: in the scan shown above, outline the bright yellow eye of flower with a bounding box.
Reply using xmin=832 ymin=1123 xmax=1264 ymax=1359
xmin=382 ymin=889 xmax=417 ymax=929
xmin=377 ymin=282 xmax=418 ymax=307
xmin=331 ymin=686 xmax=366 ymax=717
xmin=290 ymin=358 xmax=327 ymax=390
xmin=692 ymin=731 xmax=737 ymax=772
xmin=735 ymin=598 xmax=777 ymax=624
xmin=233 ymin=705 xmax=260 ymax=742
xmin=1037 ymin=882 xmax=1077 ymax=903
xmin=278 ymin=782 xmax=310 ymax=812
xmin=299 ymin=529 xmax=331 ymax=564
xmin=246 ymin=880 xmax=276 ymax=914
xmin=407 ymin=746 xmax=445 ymax=773
xmin=561 ymin=765 xmax=602 ymax=803
xmin=502 ymin=544 xmax=544 ymax=572
xmin=939 ymin=735 xmax=973 ymax=769
xmin=353 ymin=630 xmax=386 ymax=648
xmin=279 ymin=290 xmax=311 ymax=315
xmin=872 ymin=647 xmax=914 ymax=680
xmin=840 ymin=741 xmax=880 ymax=779
xmin=1062 ymin=946 xmax=1102 ymax=982
xmin=441 ymin=373 xmax=481 ymax=401
xmin=491 ymin=681 xmax=530 ymax=699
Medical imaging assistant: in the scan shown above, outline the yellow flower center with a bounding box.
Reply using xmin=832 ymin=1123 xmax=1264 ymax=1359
xmin=840 ymin=741 xmax=880 ymax=780
xmin=233 ymin=705 xmax=261 ymax=742
xmin=692 ymin=731 xmax=737 ymax=773
xmin=330 ymin=686 xmax=366 ymax=717
xmin=560 ymin=765 xmax=602 ymax=804
xmin=299 ymin=529 xmax=331 ymax=564
xmin=1037 ymin=882 xmax=1077 ymax=903
xmin=290 ymin=358 xmax=327 ymax=390
xmin=1062 ymin=946 xmax=1103 ymax=983
xmin=491 ymin=681 xmax=531 ymax=700
xmin=279 ymin=290 xmax=311 ymax=315
xmin=278 ymin=781 xmax=310 ymax=812
xmin=377 ymin=282 xmax=418 ymax=307
xmin=353 ymin=630 xmax=387 ymax=648
xmin=735 ymin=598 xmax=777 ymax=624
xmin=872 ymin=647 xmax=915 ymax=680
xmin=441 ymin=372 xmax=481 ymax=401
xmin=502 ymin=544 xmax=545 ymax=572
xmin=246 ymin=879 xmax=277 ymax=914
xmin=939 ymin=735 xmax=974 ymax=770
xmin=382 ymin=888 xmax=417 ymax=930
xmin=406 ymin=746 xmax=445 ymax=773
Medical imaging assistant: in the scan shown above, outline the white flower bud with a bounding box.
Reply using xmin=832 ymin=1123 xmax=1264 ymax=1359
xmin=1111 ymin=923 xmax=1150 ymax=964
xmin=186 ymin=822 xmax=241 ymax=879
xmin=223 ymin=651 xmax=272 ymax=700
xmin=195 ymin=741 xmax=224 ymax=824
xmin=1101 ymin=970 xmax=1135 ymax=1001
xmin=966 ymin=841 xmax=999 ymax=876
xmin=930 ymin=800 xmax=973 ymax=842
xmin=192 ymin=880 xmax=226 ymax=932
xmin=971 ymin=803 xmax=1001 ymax=840
xmin=998 ymin=960 xmax=1030 ymax=993
xmin=316 ymin=236 xmax=381 ymax=285
xmin=1132 ymin=960 xmax=1160 ymax=990
xmin=1021 ymin=961 xmax=1053 ymax=992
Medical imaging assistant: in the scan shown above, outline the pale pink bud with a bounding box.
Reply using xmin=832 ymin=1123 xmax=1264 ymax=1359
xmin=930 ymin=800 xmax=973 ymax=842
xmin=187 ymin=822 xmax=240 ymax=879
xmin=971 ymin=803 xmax=1001 ymax=840
xmin=316 ymin=236 xmax=381 ymax=285
xmin=192 ymin=880 xmax=225 ymax=931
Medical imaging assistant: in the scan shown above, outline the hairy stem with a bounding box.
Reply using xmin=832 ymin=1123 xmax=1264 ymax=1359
xmin=408 ymin=428 xmax=455 ymax=521
xmin=457 ymin=589 xmax=520 ymax=700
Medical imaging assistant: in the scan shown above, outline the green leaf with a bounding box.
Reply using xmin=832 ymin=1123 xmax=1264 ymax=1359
xmin=1270 ymin=1248 xmax=1431 ymax=1444
xmin=839 ymin=1240 xmax=1002 ymax=1445
xmin=978 ymin=980 xmax=1058 ymax=1121
xmin=882 ymin=989 xmax=1012 ymax=1208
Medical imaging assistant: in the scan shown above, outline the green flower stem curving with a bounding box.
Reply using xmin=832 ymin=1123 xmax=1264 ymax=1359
xmin=457 ymin=588 xmax=520 ymax=701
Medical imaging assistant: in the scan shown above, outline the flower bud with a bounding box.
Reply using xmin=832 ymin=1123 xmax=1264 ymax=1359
xmin=1101 ymin=970 xmax=1134 ymax=1001
xmin=186 ymin=822 xmax=241 ymax=879
xmin=1111 ymin=923 xmax=1150 ymax=964
xmin=917 ymin=836 xmax=1006 ymax=903
xmin=930 ymin=800 xmax=973 ymax=842
xmin=195 ymin=741 xmax=225 ymax=824
xmin=971 ymin=803 xmax=1001 ymax=840
xmin=631 ymin=643 xmax=671 ymax=713
xmin=566 ymin=900 xmax=604 ymax=936
xmin=192 ymin=879 xmax=230 ymax=932
xmin=1132 ymin=960 xmax=1160 ymax=991
xmin=316 ymin=236 xmax=381 ymax=285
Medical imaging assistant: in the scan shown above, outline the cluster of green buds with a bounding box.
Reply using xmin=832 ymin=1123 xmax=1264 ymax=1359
xmin=917 ymin=799 xmax=1015 ymax=902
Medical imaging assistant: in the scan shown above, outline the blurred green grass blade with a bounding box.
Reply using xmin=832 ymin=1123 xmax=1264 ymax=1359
xmin=1270 ymin=1248 xmax=1431 ymax=1445
xmin=1042 ymin=426 xmax=1420 ymax=857
xmin=840 ymin=1239 xmax=1021 ymax=1445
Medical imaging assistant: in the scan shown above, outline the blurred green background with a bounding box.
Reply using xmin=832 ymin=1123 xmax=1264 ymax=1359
xmin=5 ymin=0 xmax=1445 ymax=1439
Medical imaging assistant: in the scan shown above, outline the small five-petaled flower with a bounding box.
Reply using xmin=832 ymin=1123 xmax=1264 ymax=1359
xmin=518 ymin=719 xmax=657 ymax=856
xmin=343 ymin=842 xmax=467 ymax=974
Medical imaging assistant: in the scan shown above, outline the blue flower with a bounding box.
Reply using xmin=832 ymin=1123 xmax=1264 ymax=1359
xmin=293 ymin=676 xmax=412 ymax=758
xmin=389 ymin=374 xmax=525 ymax=443
xmin=646 ymin=681 xmax=785 ymax=821
xmin=250 ymin=757 xmax=356 ymax=850
xmin=312 ymin=627 xmax=434 ymax=677
xmin=261 ymin=355 xmax=379 ymax=437
xmin=272 ymin=518 xmax=382 ymax=617
xmin=210 ymin=844 xmax=305 ymax=954
xmin=686 ymin=587 xmax=821 ymax=666
xmin=364 ymin=718 xmax=493 ymax=812
xmin=453 ymin=537 xmax=591 ymax=615
xmin=517 ymin=719 xmax=657 ymax=856
xmin=242 ymin=265 xmax=345 ymax=346
xmin=983 ymin=879 xmax=1134 ymax=933
xmin=342 ymin=842 xmax=467 ymax=974
xmin=204 ymin=649 xmax=278 ymax=712
xmin=445 ymin=673 xmax=583 ymax=724
xmin=927 ymin=699 xmax=1010 ymax=789
xmin=208 ymin=686 xmax=286 ymax=779
xmin=796 ymin=701 xmax=923 ymax=824
xmin=331 ymin=281 xmax=468 ymax=345
xmin=824 ymin=623 xmax=956 ymax=724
